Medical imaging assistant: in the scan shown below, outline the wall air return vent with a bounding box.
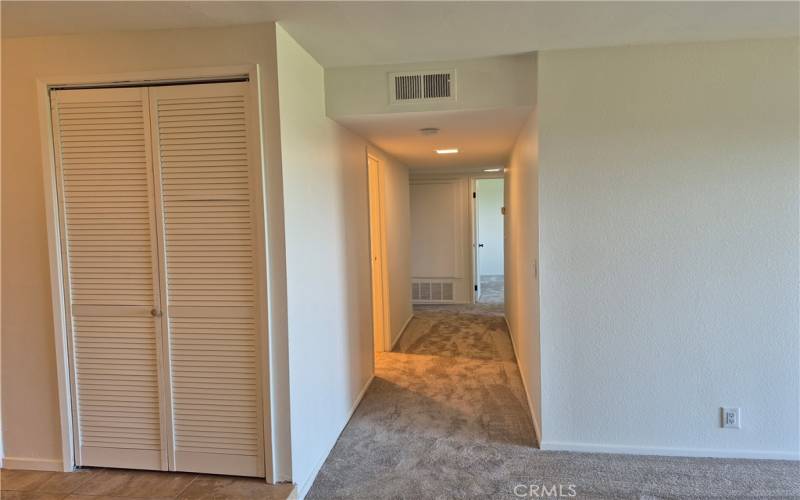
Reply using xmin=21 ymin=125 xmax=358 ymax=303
xmin=390 ymin=70 xmax=456 ymax=104
xmin=412 ymin=279 xmax=455 ymax=303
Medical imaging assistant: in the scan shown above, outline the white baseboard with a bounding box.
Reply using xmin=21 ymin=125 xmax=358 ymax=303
xmin=391 ymin=314 xmax=414 ymax=350
xmin=502 ymin=316 xmax=797 ymax=462
xmin=2 ymin=457 xmax=64 ymax=471
xmin=539 ymin=441 xmax=800 ymax=461
xmin=504 ymin=317 xmax=542 ymax=446
xmin=295 ymin=374 xmax=375 ymax=499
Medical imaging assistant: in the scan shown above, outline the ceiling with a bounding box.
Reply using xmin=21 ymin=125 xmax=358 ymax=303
xmin=2 ymin=2 xmax=797 ymax=68
xmin=337 ymin=107 xmax=532 ymax=169
xmin=3 ymin=1 xmax=795 ymax=170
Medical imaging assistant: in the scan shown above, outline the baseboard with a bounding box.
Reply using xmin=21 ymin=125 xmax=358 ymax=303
xmin=539 ymin=441 xmax=800 ymax=461
xmin=295 ymin=374 xmax=375 ymax=499
xmin=2 ymin=457 xmax=64 ymax=471
xmin=391 ymin=313 xmax=414 ymax=351
xmin=500 ymin=323 xmax=799 ymax=463
xmin=504 ymin=316 xmax=542 ymax=446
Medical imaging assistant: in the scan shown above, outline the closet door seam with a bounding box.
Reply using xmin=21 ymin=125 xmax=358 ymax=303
xmin=144 ymin=87 xmax=177 ymax=471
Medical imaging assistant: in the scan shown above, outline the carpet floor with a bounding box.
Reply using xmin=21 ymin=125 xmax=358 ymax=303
xmin=478 ymin=275 xmax=505 ymax=305
xmin=307 ymin=304 xmax=799 ymax=499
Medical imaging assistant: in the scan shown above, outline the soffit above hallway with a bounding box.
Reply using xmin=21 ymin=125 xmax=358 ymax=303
xmin=338 ymin=107 xmax=531 ymax=169
xmin=2 ymin=1 xmax=797 ymax=67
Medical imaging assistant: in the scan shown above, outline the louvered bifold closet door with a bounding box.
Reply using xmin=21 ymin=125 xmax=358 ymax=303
xmin=149 ymin=82 xmax=265 ymax=477
xmin=51 ymin=88 xmax=167 ymax=470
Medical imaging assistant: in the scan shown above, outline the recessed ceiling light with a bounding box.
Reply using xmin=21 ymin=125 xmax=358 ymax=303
xmin=435 ymin=148 xmax=459 ymax=155
xmin=483 ymin=168 xmax=501 ymax=172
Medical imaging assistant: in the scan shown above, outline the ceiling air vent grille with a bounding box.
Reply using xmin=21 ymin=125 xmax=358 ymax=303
xmin=424 ymin=73 xmax=451 ymax=99
xmin=395 ymin=74 xmax=423 ymax=100
xmin=390 ymin=70 xmax=456 ymax=104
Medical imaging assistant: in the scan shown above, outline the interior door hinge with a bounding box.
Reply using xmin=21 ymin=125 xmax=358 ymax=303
xmin=474 ymin=285 xmax=478 ymax=291
xmin=472 ymin=192 xmax=476 ymax=198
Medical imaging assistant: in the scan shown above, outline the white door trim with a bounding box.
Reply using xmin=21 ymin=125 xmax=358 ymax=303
xmin=36 ymin=65 xmax=276 ymax=481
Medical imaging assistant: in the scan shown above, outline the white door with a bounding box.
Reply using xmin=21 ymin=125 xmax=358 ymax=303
xmin=148 ymin=82 xmax=265 ymax=476
xmin=475 ymin=178 xmax=504 ymax=302
xmin=473 ymin=184 xmax=481 ymax=301
xmin=51 ymin=87 xmax=168 ymax=470
xmin=52 ymin=82 xmax=266 ymax=477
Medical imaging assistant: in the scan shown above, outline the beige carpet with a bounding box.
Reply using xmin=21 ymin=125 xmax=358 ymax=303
xmin=307 ymin=304 xmax=800 ymax=499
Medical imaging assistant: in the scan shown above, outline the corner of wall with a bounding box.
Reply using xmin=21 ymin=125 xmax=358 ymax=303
xmin=258 ymin=20 xmax=293 ymax=484
xmin=294 ymin=374 xmax=375 ymax=499
xmin=274 ymin=22 xmax=376 ymax=490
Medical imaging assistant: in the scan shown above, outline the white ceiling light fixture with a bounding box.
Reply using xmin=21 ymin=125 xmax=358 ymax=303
xmin=483 ymin=168 xmax=501 ymax=172
xmin=436 ymin=148 xmax=459 ymax=155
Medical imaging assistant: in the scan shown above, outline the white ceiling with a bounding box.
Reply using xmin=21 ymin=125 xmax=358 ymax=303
xmin=3 ymin=1 xmax=795 ymax=170
xmin=2 ymin=2 xmax=797 ymax=68
xmin=336 ymin=107 xmax=532 ymax=169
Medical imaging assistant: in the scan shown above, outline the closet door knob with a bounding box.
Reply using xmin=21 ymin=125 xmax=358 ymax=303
xmin=150 ymin=308 xmax=162 ymax=318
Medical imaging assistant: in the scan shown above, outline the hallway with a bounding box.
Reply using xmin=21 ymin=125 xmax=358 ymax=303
xmin=308 ymin=303 xmax=534 ymax=498
xmin=308 ymin=305 xmax=800 ymax=499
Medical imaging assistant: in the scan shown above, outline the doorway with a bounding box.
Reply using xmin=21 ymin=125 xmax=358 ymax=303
xmin=474 ymin=178 xmax=505 ymax=304
xmin=367 ymin=155 xmax=390 ymax=352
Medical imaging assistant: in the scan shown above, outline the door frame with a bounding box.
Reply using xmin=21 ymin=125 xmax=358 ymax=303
xmin=36 ymin=65 xmax=277 ymax=481
xmin=470 ymin=175 xmax=504 ymax=303
xmin=366 ymin=153 xmax=391 ymax=352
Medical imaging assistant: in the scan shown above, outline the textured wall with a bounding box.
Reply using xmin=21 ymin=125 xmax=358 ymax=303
xmin=276 ymin=25 xmax=375 ymax=493
xmin=538 ymin=38 xmax=799 ymax=458
xmin=504 ymin=107 xmax=541 ymax=440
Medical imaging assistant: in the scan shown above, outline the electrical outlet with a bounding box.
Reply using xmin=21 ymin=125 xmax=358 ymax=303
xmin=722 ymin=407 xmax=741 ymax=429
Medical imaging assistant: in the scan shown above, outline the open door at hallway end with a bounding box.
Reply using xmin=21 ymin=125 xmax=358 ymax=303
xmin=475 ymin=178 xmax=504 ymax=304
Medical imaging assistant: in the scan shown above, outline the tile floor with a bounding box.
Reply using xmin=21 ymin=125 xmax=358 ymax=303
xmin=0 ymin=468 xmax=295 ymax=500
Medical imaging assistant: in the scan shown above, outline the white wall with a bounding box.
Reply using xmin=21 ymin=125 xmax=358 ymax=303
xmin=538 ymin=38 xmax=799 ymax=458
xmin=1 ymin=20 xmax=410 ymax=489
xmin=276 ymin=25 xmax=381 ymax=494
xmin=477 ymin=178 xmax=504 ymax=277
xmin=504 ymin=108 xmax=541 ymax=441
xmin=410 ymin=177 xmax=472 ymax=303
xmin=0 ymin=23 xmax=292 ymax=475
xmin=368 ymin=147 xmax=413 ymax=346
xmin=326 ymin=53 xmax=537 ymax=118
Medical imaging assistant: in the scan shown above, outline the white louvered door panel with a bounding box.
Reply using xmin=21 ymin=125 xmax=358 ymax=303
xmin=51 ymin=87 xmax=167 ymax=470
xmin=149 ymin=82 xmax=265 ymax=477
